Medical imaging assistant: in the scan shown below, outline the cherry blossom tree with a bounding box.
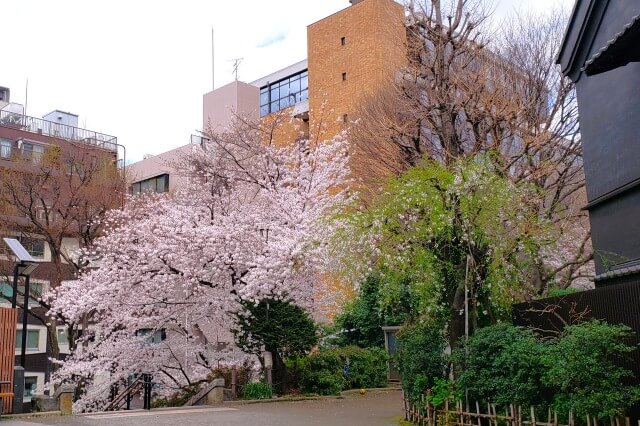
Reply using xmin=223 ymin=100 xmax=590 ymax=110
xmin=48 ymin=117 xmax=350 ymax=411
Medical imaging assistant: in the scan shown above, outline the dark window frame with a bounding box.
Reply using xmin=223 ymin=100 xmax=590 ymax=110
xmin=130 ymin=174 xmax=169 ymax=195
xmin=259 ymin=69 xmax=309 ymax=117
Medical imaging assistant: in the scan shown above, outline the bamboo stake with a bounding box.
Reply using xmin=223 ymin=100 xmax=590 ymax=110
xmin=554 ymin=411 xmax=558 ymax=426
xmin=476 ymin=401 xmax=482 ymax=426
xmin=531 ymin=406 xmax=537 ymax=426
xmin=518 ymin=406 xmax=522 ymax=426
xmin=587 ymin=415 xmax=591 ymax=426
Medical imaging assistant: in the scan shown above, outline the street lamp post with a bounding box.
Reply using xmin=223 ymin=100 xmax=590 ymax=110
xmin=2 ymin=238 xmax=40 ymax=368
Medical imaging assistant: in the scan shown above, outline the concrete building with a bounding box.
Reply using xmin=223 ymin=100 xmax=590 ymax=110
xmin=0 ymin=88 xmax=121 ymax=409
xmin=203 ymin=0 xmax=405 ymax=143
xmin=131 ymin=0 xmax=406 ymax=194
xmin=128 ymin=136 xmax=207 ymax=196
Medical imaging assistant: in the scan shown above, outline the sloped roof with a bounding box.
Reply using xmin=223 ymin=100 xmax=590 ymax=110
xmin=583 ymin=14 xmax=640 ymax=76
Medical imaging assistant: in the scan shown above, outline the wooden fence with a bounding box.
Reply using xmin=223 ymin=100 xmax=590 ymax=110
xmin=403 ymin=392 xmax=637 ymax=426
xmin=0 ymin=307 xmax=17 ymax=414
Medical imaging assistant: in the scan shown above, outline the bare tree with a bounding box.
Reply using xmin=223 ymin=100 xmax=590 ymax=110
xmin=0 ymin=142 xmax=125 ymax=362
xmin=345 ymin=0 xmax=592 ymax=354
xmin=350 ymin=0 xmax=590 ymax=290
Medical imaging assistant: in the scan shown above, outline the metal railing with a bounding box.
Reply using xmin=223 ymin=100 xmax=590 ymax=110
xmin=0 ymin=110 xmax=118 ymax=152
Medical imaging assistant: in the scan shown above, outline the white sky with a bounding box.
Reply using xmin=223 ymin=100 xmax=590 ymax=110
xmin=1 ymin=0 xmax=573 ymax=163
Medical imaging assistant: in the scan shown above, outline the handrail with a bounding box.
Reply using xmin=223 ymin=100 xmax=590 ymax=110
xmin=0 ymin=110 xmax=117 ymax=152
xmin=103 ymin=374 xmax=153 ymax=411
xmin=104 ymin=379 xmax=142 ymax=411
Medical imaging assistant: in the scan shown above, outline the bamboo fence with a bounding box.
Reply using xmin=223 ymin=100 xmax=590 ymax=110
xmin=403 ymin=391 xmax=635 ymax=426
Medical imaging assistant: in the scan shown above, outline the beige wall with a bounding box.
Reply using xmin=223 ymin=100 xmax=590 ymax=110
xmin=127 ymin=143 xmax=197 ymax=193
xmin=203 ymin=80 xmax=259 ymax=133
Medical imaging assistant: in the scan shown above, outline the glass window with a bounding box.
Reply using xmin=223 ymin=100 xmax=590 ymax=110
xmin=1 ymin=282 xmax=42 ymax=305
xmin=156 ymin=175 xmax=169 ymax=193
xmin=260 ymin=91 xmax=269 ymax=106
xmin=259 ymin=69 xmax=309 ymax=117
xmin=16 ymin=330 xmax=40 ymax=351
xmin=136 ymin=328 xmax=166 ymax=345
xmin=19 ymin=236 xmax=45 ymax=258
xmin=290 ymin=78 xmax=300 ymax=93
xmin=279 ymin=82 xmax=290 ymax=98
xmin=21 ymin=143 xmax=33 ymax=160
xmin=0 ymin=139 xmax=11 ymax=159
xmin=24 ymin=376 xmax=38 ymax=397
xmin=57 ymin=328 xmax=69 ymax=346
xmin=131 ymin=182 xmax=141 ymax=195
xmin=131 ymin=174 xmax=169 ymax=195
xmin=32 ymin=145 xmax=45 ymax=164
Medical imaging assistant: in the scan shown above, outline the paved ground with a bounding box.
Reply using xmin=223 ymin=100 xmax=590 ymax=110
xmin=1 ymin=389 xmax=404 ymax=426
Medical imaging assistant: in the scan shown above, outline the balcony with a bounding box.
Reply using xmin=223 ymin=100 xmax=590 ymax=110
xmin=0 ymin=109 xmax=117 ymax=152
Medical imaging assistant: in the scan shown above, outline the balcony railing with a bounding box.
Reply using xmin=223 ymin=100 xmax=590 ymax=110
xmin=0 ymin=109 xmax=117 ymax=152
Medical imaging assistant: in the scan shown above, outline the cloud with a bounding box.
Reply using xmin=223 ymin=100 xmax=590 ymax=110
xmin=256 ymin=29 xmax=289 ymax=48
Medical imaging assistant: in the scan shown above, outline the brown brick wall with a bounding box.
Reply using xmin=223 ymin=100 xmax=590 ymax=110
xmin=307 ymin=0 xmax=406 ymax=141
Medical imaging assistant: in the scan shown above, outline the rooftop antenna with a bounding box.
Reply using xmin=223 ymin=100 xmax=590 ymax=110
xmin=24 ymin=78 xmax=28 ymax=116
xmin=211 ymin=27 xmax=216 ymax=90
xmin=230 ymin=57 xmax=243 ymax=81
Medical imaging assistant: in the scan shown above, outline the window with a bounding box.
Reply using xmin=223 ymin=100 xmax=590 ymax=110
xmin=16 ymin=330 xmax=40 ymax=351
xmin=343 ymin=114 xmax=349 ymax=124
xmin=57 ymin=327 xmax=69 ymax=346
xmin=341 ymin=36 xmax=346 ymax=46
xmin=0 ymin=139 xmax=11 ymax=159
xmin=24 ymin=376 xmax=38 ymax=398
xmin=131 ymin=174 xmax=170 ymax=195
xmin=136 ymin=328 xmax=166 ymax=345
xmin=0 ymin=281 xmax=43 ymax=305
xmin=342 ymin=72 xmax=347 ymax=81
xmin=21 ymin=143 xmax=45 ymax=164
xmin=259 ymin=69 xmax=309 ymax=117
xmin=18 ymin=236 xmax=46 ymax=258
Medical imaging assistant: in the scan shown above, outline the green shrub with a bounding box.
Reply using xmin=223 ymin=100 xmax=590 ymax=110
xmin=453 ymin=323 xmax=550 ymax=409
xmin=241 ymin=382 xmax=273 ymax=400
xmin=342 ymin=346 xmax=388 ymax=389
xmin=297 ymin=346 xmax=389 ymax=395
xmin=395 ymin=321 xmax=447 ymax=404
xmin=542 ymin=320 xmax=640 ymax=419
xmin=299 ymin=349 xmax=346 ymax=395
xmin=426 ymin=378 xmax=460 ymax=407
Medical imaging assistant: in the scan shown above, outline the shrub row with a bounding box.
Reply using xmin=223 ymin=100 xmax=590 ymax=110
xmin=397 ymin=320 xmax=640 ymax=419
xmin=291 ymin=346 xmax=389 ymax=395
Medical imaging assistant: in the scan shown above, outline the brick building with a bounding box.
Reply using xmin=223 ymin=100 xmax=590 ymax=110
xmin=205 ymin=0 xmax=405 ymax=142
xmin=0 ymin=86 xmax=122 ymax=407
xmin=132 ymin=0 xmax=406 ymax=192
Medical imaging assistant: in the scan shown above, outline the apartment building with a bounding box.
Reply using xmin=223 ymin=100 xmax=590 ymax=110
xmin=0 ymin=86 xmax=122 ymax=407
